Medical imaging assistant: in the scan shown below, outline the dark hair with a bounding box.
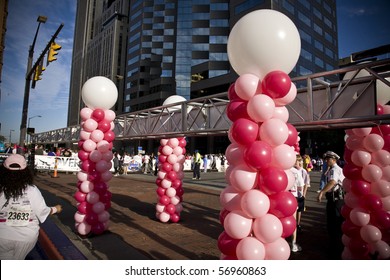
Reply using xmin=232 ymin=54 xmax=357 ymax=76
xmin=0 ymin=165 xmax=34 ymax=202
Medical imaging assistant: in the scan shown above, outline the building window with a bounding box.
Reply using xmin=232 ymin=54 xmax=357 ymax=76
xmin=282 ymin=0 xmax=295 ymax=15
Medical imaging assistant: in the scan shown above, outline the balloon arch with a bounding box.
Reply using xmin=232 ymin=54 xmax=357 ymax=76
xmin=71 ymin=9 xmax=389 ymax=260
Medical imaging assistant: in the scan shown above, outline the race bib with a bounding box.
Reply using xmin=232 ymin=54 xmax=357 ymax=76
xmin=6 ymin=205 xmax=32 ymax=226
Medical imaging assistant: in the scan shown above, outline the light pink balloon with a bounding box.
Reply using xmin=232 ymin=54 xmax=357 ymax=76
xmin=167 ymin=154 xmax=178 ymax=164
xmin=173 ymin=146 xmax=183 ymax=156
xmin=160 ymin=139 xmax=169 ymax=146
xmin=74 ymin=211 xmax=86 ymax=223
xmin=274 ymin=82 xmax=297 ymax=106
xmin=80 ymin=180 xmax=94 ymax=193
xmin=349 ymin=207 xmax=370 ymax=226
xmin=77 ymin=171 xmax=88 ymax=182
xmin=259 ymin=118 xmax=289 ymax=147
xmin=83 ymin=119 xmax=98 ymax=132
xmin=170 ymin=195 xmax=180 ymax=205
xmin=363 ymin=134 xmax=384 ymax=152
xmin=229 ymin=164 xmax=258 ymax=192
xmin=373 ymin=240 xmax=390 ymax=259
xmin=383 ymin=105 xmax=390 ymax=114
xmin=344 ymin=192 xmax=361 ymax=208
xmin=371 ymin=150 xmax=390 ymax=167
xmin=381 ymin=195 xmax=390 ymax=211
xmin=272 ymin=106 xmax=289 ymax=123
xmin=161 ymin=179 xmax=172 ymax=189
xmin=159 ymin=211 xmax=170 ymax=222
xmin=264 ymin=237 xmax=290 ymax=260
xmin=177 ymin=154 xmax=185 ymax=164
xmin=97 ymin=140 xmax=110 ymax=153
xmin=224 ymin=211 xmax=253 ymax=239
xmin=342 ymin=178 xmax=352 ymax=193
xmin=360 ymin=225 xmax=382 ymax=244
xmin=284 ymin=169 xmax=295 ymax=191
xmin=98 ymin=210 xmax=110 ymax=222
xmin=352 ymin=127 xmax=372 ymax=137
xmin=247 ymin=94 xmax=275 ymax=123
xmin=80 ymin=107 xmax=93 ymax=121
xmin=271 ymin=144 xmax=296 ymax=169
xmin=158 ymin=171 xmax=167 ymax=180
xmin=80 ymin=130 xmax=91 ymax=141
xmin=236 ymin=236 xmax=265 ymax=260
xmin=351 ymin=150 xmax=372 ymax=167
xmin=168 ymin=138 xmax=179 ymax=148
xmin=225 ymin=143 xmax=245 ymax=166
xmin=382 ymin=166 xmax=390 ymax=181
xmin=172 ymin=162 xmax=182 ymax=172
xmin=90 ymin=129 xmax=104 ymax=142
xmin=220 ymin=185 xmax=243 ymax=212
xmin=155 ymin=203 xmax=165 ymax=213
xmin=77 ymin=222 xmax=91 ymax=235
xmin=362 ymin=164 xmax=383 ymax=183
xmin=345 ymin=135 xmax=365 ymax=151
xmin=166 ymin=187 xmax=177 ymax=197
xmin=104 ymin=109 xmax=116 ymax=122
xmin=252 ymin=214 xmax=283 ymax=243
xmin=92 ymin=201 xmax=106 ymax=214
xmin=371 ymin=180 xmax=390 ymax=197
xmin=341 ymin=234 xmax=351 ymax=247
xmin=86 ymin=191 xmax=100 ymax=204
xmin=234 ymin=73 xmax=260 ymax=101
xmin=83 ymin=139 xmax=97 ymax=152
xmin=240 ymin=189 xmax=270 ymax=218
xmin=162 ymin=145 xmax=173 ymax=156
xmin=89 ymin=150 xmax=102 ymax=162
xmin=101 ymin=151 xmax=113 ymax=162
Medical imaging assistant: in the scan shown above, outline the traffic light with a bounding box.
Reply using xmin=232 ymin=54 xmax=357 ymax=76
xmin=47 ymin=41 xmax=61 ymax=64
xmin=32 ymin=60 xmax=45 ymax=88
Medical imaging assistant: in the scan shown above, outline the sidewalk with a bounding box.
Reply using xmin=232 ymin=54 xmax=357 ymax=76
xmin=33 ymin=170 xmax=330 ymax=260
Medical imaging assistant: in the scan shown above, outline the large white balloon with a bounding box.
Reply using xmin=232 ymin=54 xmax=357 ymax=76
xmin=81 ymin=76 xmax=118 ymax=110
xmin=227 ymin=9 xmax=301 ymax=79
xmin=163 ymin=95 xmax=193 ymax=113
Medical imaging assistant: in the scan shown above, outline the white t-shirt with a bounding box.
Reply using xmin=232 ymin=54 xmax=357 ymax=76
xmin=326 ymin=164 xmax=345 ymax=192
xmin=290 ymin=167 xmax=304 ymax=198
xmin=0 ymin=185 xmax=51 ymax=242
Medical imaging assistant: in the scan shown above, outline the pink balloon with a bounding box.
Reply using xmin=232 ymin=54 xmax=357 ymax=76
xmin=247 ymin=94 xmax=275 ymax=123
xmin=80 ymin=180 xmax=94 ymax=193
xmin=165 ymin=187 xmax=176 ymax=197
xmin=244 ymin=140 xmax=272 ymax=170
xmin=101 ymin=151 xmax=113 ymax=162
xmin=274 ymin=82 xmax=297 ymax=106
xmin=230 ymin=164 xmax=258 ymax=192
xmin=351 ymin=150 xmax=372 ymax=167
xmin=86 ymin=191 xmax=100 ymax=204
xmin=382 ymin=165 xmax=390 ymax=181
xmin=83 ymin=119 xmax=98 ymax=132
xmin=170 ymin=213 xmax=180 ymax=223
xmin=90 ymin=130 xmax=104 ymax=143
xmin=160 ymin=139 xmax=169 ymax=146
xmin=227 ymin=100 xmax=250 ymax=122
xmin=224 ymin=211 xmax=253 ymax=239
xmin=220 ymin=185 xmax=242 ymax=212
xmin=231 ymin=118 xmax=259 ymax=146
xmin=74 ymin=211 xmax=86 ymax=223
xmin=96 ymin=140 xmax=110 ymax=153
xmin=261 ymin=70 xmax=291 ymax=99
xmin=96 ymin=160 xmax=109 ymax=172
xmin=344 ymin=192 xmax=361 ymax=209
xmin=98 ymin=211 xmax=110 ymax=222
xmin=360 ymin=225 xmax=382 ymax=243
xmin=161 ymin=179 xmax=172 ymax=189
xmin=74 ymin=191 xmax=86 ymax=203
xmin=240 ymin=189 xmax=270 ymax=218
xmin=352 ymin=127 xmax=372 ymax=137
xmin=77 ymin=222 xmax=91 ymax=235
xmin=89 ymin=150 xmax=102 ymax=162
xmin=104 ymin=130 xmax=115 ymax=142
xmin=217 ymin=231 xmax=240 ymax=257
xmin=363 ymin=134 xmax=384 ymax=152
xmin=361 ymin=164 xmax=383 ymax=182
xmin=162 ymin=145 xmax=173 ymax=156
xmin=159 ymin=211 xmax=170 ymax=222
xmin=345 ymin=135 xmax=365 ymax=151
xmin=236 ymin=236 xmax=265 ymax=260
xmin=167 ymin=154 xmax=178 ymax=164
xmin=382 ymin=195 xmax=390 ymax=211
xmin=173 ymin=146 xmax=183 ymax=156
xmin=91 ymin=108 xmax=105 ymax=122
xmin=373 ymin=240 xmax=390 ymax=259
xmin=225 ymin=143 xmax=245 ymax=166
xmin=371 ymin=180 xmax=390 ymax=197
xmin=268 ymin=191 xmax=297 ymax=218
xmin=172 ymin=162 xmax=182 ymax=173
xmin=104 ymin=109 xmax=116 ymax=122
xmin=350 ymin=180 xmax=371 ymax=196
xmin=77 ymin=171 xmax=88 ymax=182
xmin=235 ymin=73 xmax=260 ymax=101
xmin=92 ymin=201 xmax=105 ymax=214
xmin=284 ymin=169 xmax=295 ymax=191
xmin=272 ymin=106 xmax=289 ymax=123
xmin=271 ymin=144 xmax=296 ymax=170
xmin=252 ymin=214 xmax=283 ymax=243
xmin=259 ymin=118 xmax=289 ymax=147
xmin=80 ymin=130 xmax=91 ymax=140
xmin=100 ymin=170 xmax=113 ymax=182
xmin=80 ymin=107 xmax=93 ymax=120
xmin=349 ymin=208 xmax=370 ymax=226
xmin=168 ymin=138 xmax=179 ymax=148
xmin=258 ymin=166 xmax=288 ymax=195
xmin=279 ymin=215 xmax=296 ymax=238
xmin=371 ymin=150 xmax=390 ymax=167
xmin=264 ymin=237 xmax=290 ymax=260
xmin=97 ymin=119 xmax=111 ymax=133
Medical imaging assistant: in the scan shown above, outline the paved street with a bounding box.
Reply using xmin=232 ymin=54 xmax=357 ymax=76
xmin=33 ymin=169 xmax=330 ymax=260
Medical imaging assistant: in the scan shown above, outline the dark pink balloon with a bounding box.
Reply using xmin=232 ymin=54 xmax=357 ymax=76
xmin=86 ymin=213 xmax=99 ymax=225
xmin=159 ymin=195 xmax=170 ymax=205
xmin=258 ymin=166 xmax=288 ymax=195
xmin=103 ymin=201 xmax=111 ymax=210
xmin=363 ymin=194 xmax=383 ymax=211
xmin=279 ymin=215 xmax=296 ymax=238
xmin=77 ymin=201 xmax=89 ymax=214
xmin=156 ymin=187 xmax=166 ymax=196
xmin=376 ymin=104 xmax=384 ymax=115
xmin=179 ymin=138 xmax=187 ymax=147
xmin=92 ymin=109 xmax=105 ymax=122
xmin=88 ymin=170 xmax=100 ymax=182
xmin=100 ymin=191 xmax=112 ymax=203
xmin=341 ymin=219 xmax=360 ymax=238
xmin=176 ymin=188 xmax=184 ymax=197
xmin=162 ymin=162 xmax=173 ymax=172
xmin=284 ymin=123 xmax=298 ymax=146
xmin=350 ymin=180 xmax=371 ymax=197
xmin=371 ymin=209 xmax=390 ymax=230
xmin=228 ymin=83 xmax=242 ymax=101
xmin=217 ymin=231 xmax=240 ymax=256
xmin=383 ymin=135 xmax=390 ymax=152
xmin=165 ymin=204 xmax=176 ymax=215
xmin=341 ymin=205 xmax=352 ymax=219
xmin=94 ymin=181 xmax=108 ymax=194
xmin=244 ymin=140 xmax=272 ymax=170
xmin=97 ymin=120 xmax=111 ymax=133
xmin=74 ymin=191 xmax=86 ymax=203
xmin=91 ymin=222 xmax=105 ymax=235
xmin=226 ymin=100 xmax=250 ymax=122
xmin=219 ymin=208 xmax=230 ymax=226
xmin=158 ymin=154 xmax=167 ymax=163
xmin=78 ymin=150 xmax=90 ymax=161
xmin=104 ymin=130 xmax=115 ymax=142
xmin=155 ymin=178 xmax=162 ymax=187
xmin=268 ymin=191 xmax=297 ymax=218
xmin=343 ymin=147 xmax=353 ymax=164
xmin=343 ymin=163 xmax=363 ymax=180
xmin=170 ymin=213 xmax=180 ymax=223
xmin=348 ymin=237 xmax=370 ymax=257
xmin=172 ymin=179 xmax=182 ymax=189
xmin=261 ymin=70 xmax=292 ymax=99
xmin=167 ymin=171 xmax=177 ymax=181
xmin=78 ymin=140 xmax=85 ymax=149
xmin=231 ymin=118 xmax=259 ymax=146
xmin=81 ymin=160 xmax=96 ymax=172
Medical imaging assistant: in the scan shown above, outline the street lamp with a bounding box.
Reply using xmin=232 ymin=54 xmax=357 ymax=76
xmin=19 ymin=15 xmax=47 ymax=150
xmin=27 ymin=115 xmax=42 ymax=144
xmin=9 ymin=129 xmax=15 ymax=144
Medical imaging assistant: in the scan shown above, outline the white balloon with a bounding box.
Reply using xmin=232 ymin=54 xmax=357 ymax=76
xmin=163 ymin=95 xmax=187 ymax=112
xmin=377 ymin=78 xmax=390 ymax=106
xmin=227 ymin=9 xmax=301 ymax=79
xmin=81 ymin=76 xmax=118 ymax=110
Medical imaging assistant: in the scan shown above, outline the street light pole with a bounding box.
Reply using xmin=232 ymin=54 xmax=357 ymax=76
xmin=19 ymin=16 xmax=47 ymax=150
xmin=27 ymin=115 xmax=42 ymax=144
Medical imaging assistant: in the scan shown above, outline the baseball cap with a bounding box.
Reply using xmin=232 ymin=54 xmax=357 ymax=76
xmin=324 ymin=151 xmax=340 ymax=160
xmin=3 ymin=154 xmax=27 ymax=170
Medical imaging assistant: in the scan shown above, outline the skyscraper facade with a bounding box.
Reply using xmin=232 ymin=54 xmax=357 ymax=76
xmin=68 ymin=0 xmax=338 ymax=127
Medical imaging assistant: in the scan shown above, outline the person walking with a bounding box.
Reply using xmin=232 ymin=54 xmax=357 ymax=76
xmin=317 ymin=151 xmax=345 ymax=259
xmin=295 ymin=155 xmax=310 ymax=232
xmin=0 ymin=154 xmax=62 ymax=259
xmin=192 ymin=150 xmax=202 ymax=180
xmin=113 ymin=152 xmax=120 ymax=176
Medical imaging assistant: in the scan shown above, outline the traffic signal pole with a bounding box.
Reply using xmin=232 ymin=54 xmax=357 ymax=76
xmin=19 ymin=23 xmax=64 ymax=149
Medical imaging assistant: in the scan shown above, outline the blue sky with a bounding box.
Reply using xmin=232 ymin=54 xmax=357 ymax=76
xmin=0 ymin=0 xmax=389 ymax=143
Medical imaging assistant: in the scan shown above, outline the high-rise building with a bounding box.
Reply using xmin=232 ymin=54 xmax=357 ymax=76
xmin=0 ymin=0 xmax=9 ymax=87
xmin=68 ymin=0 xmax=338 ymax=127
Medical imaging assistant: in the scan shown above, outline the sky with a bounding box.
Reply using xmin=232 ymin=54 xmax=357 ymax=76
xmin=0 ymin=0 xmax=389 ymax=144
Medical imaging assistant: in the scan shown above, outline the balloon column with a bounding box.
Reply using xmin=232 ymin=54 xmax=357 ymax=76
xmin=74 ymin=76 xmax=118 ymax=236
xmin=218 ymin=10 xmax=301 ymax=260
xmin=341 ymin=101 xmax=390 ymax=259
xmin=155 ymin=137 xmax=186 ymax=222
